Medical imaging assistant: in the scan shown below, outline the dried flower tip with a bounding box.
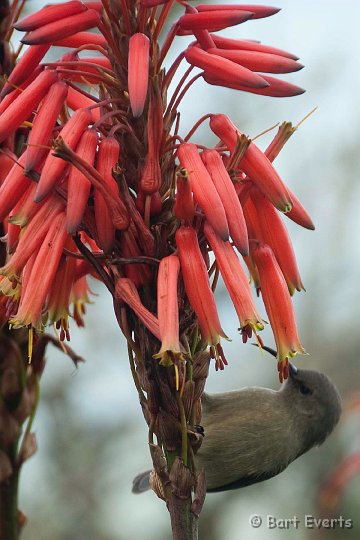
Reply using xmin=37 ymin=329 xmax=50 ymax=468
xmin=173 ymin=170 xmax=195 ymax=223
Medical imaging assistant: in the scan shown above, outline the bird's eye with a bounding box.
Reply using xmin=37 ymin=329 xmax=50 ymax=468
xmin=299 ymin=383 xmax=312 ymax=395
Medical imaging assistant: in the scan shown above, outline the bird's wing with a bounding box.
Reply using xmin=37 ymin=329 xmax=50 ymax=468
xmin=132 ymin=470 xmax=151 ymax=493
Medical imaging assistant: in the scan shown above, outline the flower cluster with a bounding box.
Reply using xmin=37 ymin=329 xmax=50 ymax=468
xmin=0 ymin=0 xmax=311 ymax=380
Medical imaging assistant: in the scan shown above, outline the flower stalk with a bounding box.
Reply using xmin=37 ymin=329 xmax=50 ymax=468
xmin=0 ymin=0 xmax=312 ymax=537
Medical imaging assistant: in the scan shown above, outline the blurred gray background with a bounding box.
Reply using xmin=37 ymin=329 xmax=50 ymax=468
xmin=16 ymin=0 xmax=360 ymax=538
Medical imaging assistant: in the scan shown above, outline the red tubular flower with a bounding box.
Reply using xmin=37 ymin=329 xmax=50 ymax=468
xmin=178 ymin=10 xmax=254 ymax=32
xmin=9 ymin=184 xmax=41 ymax=227
xmin=250 ymin=240 xmax=305 ymax=364
xmin=128 ymin=33 xmax=150 ymax=118
xmin=0 ymin=70 xmax=58 ymax=144
xmin=250 ymin=186 xmax=304 ymax=295
xmin=209 ymin=113 xmax=293 ymax=212
xmin=1 ymin=197 xmax=64 ymax=280
xmin=0 ymin=67 xmax=42 ymax=116
xmin=203 ymin=72 xmax=305 ymax=97
xmin=209 ymin=34 xmax=299 ymax=60
xmin=14 ymin=1 xmax=89 ymax=31
xmin=4 ymin=222 xmax=21 ymax=254
xmin=25 ymin=80 xmax=69 ymax=172
xmin=67 ymin=128 xmax=98 ymax=234
xmin=21 ymin=10 xmax=100 ymax=46
xmin=280 ymin=189 xmax=314 ymax=228
xmin=54 ymin=31 xmax=106 ymax=48
xmin=153 ymin=255 xmax=183 ymax=366
xmin=185 ymin=46 xmax=269 ymax=89
xmin=175 ymin=226 xmax=227 ymax=347
xmin=207 ymin=48 xmax=303 ymax=74
xmin=0 ymin=44 xmax=51 ymax=98
xmin=10 ymin=211 xmax=69 ymax=330
xmin=196 ymin=5 xmax=280 ymax=19
xmin=243 ymin=254 xmax=261 ymax=292
xmin=204 ymin=221 xmax=263 ymax=337
xmin=0 ymin=151 xmax=17 ymax=185
xmin=46 ymin=249 xmax=78 ymax=340
xmin=115 ymin=277 xmax=161 ymax=340
xmin=35 ymin=107 xmax=92 ymax=202
xmin=173 ymin=171 xmax=195 ymax=223
xmin=53 ymin=142 xmax=129 ymax=232
xmin=177 ymin=143 xmax=229 ymax=241
xmin=201 ymin=149 xmax=248 ymax=255
xmin=94 ymin=136 xmax=120 ymax=253
xmin=66 ymin=87 xmax=100 ymax=122
xmin=0 ymin=152 xmax=33 ymax=221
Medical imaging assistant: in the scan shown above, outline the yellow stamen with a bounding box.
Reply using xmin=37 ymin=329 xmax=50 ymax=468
xmin=28 ymin=327 xmax=33 ymax=363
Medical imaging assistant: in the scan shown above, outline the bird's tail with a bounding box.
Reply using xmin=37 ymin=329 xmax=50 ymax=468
xmin=132 ymin=470 xmax=152 ymax=494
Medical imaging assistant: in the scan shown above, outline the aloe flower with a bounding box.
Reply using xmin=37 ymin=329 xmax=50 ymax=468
xmin=0 ymin=1 xmax=312 ymax=536
xmin=250 ymin=240 xmax=306 ymax=380
xmin=153 ymin=255 xmax=183 ymax=366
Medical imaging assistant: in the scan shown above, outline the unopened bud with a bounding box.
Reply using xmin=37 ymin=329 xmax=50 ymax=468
xmin=146 ymin=379 xmax=160 ymax=415
xmin=158 ymin=410 xmax=181 ymax=451
xmin=149 ymin=470 xmax=166 ymax=501
xmin=192 ymin=351 xmax=210 ymax=381
xmin=191 ymin=470 xmax=206 ymax=517
xmin=192 ymin=398 xmax=202 ymax=426
xmin=169 ymin=457 xmax=194 ymax=499
xmin=158 ymin=378 xmax=179 ymax=417
xmin=149 ymin=443 xmax=168 ymax=477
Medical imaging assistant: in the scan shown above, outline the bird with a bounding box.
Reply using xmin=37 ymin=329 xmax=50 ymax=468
xmin=132 ymin=352 xmax=342 ymax=494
